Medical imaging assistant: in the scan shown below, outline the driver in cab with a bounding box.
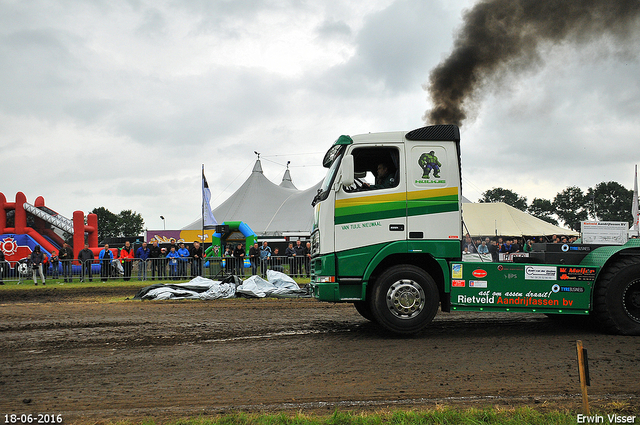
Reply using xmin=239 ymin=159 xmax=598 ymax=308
xmin=361 ymin=162 xmax=395 ymax=190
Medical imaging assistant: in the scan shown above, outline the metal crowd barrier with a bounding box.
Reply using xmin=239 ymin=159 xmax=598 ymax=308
xmin=212 ymin=255 xmax=311 ymax=279
xmin=0 ymin=254 xmax=312 ymax=284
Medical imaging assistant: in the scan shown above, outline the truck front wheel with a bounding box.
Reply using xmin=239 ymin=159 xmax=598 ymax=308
xmin=368 ymin=265 xmax=439 ymax=334
xmin=594 ymin=256 xmax=640 ymax=335
xmin=353 ymin=301 xmax=375 ymax=322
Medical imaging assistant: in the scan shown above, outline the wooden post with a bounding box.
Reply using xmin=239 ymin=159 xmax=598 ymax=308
xmin=576 ymin=340 xmax=590 ymax=415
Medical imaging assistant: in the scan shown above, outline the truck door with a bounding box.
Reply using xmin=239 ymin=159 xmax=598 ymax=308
xmin=334 ymin=144 xmax=406 ymax=277
xmin=406 ymin=143 xmax=462 ymax=241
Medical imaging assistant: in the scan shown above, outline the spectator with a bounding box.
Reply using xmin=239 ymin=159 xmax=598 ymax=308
xmin=136 ymin=242 xmax=150 ymax=281
xmin=30 ymin=245 xmax=46 ymax=285
xmin=49 ymin=250 xmax=59 ymax=280
xmin=166 ymin=246 xmax=180 ymax=280
xmin=149 ymin=240 xmax=163 ymax=281
xmin=285 ymin=242 xmax=295 ymax=275
xmin=98 ymin=244 xmax=113 ymax=282
xmin=259 ymin=241 xmax=271 ymax=276
xmin=512 ymin=238 xmax=521 ymax=253
xmin=560 ymin=236 xmax=568 ymax=244
xmin=463 ymin=234 xmax=476 ymax=253
xmin=119 ymin=241 xmax=134 ymax=281
xmin=249 ymin=242 xmax=260 ymax=276
xmin=500 ymin=239 xmax=512 ymax=254
xmin=293 ymin=239 xmax=305 ymax=276
xmin=233 ymin=243 xmax=245 ymax=276
xmin=59 ymin=242 xmax=74 ymax=283
xmin=190 ymin=241 xmax=204 ymax=277
xmin=524 ymin=239 xmax=534 ymax=253
xmin=78 ymin=243 xmax=94 ymax=282
xmin=477 ymin=240 xmax=489 ymax=255
xmin=271 ymin=248 xmax=284 ymax=273
xmin=224 ymin=245 xmax=233 ymax=274
xmin=488 ymin=240 xmax=499 ymax=262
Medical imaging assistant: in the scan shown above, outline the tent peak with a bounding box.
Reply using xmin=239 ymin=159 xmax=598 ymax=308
xmin=279 ymin=168 xmax=297 ymax=189
xmin=252 ymin=159 xmax=263 ymax=174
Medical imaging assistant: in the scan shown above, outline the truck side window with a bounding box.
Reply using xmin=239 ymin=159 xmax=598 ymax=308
xmin=344 ymin=147 xmax=399 ymax=192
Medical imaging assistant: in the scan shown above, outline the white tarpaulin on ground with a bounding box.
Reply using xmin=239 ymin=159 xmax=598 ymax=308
xmin=133 ymin=270 xmax=308 ymax=300
xmin=236 ymin=270 xmax=308 ymax=298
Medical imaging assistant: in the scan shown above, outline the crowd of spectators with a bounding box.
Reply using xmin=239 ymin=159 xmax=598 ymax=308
xmin=222 ymin=239 xmax=311 ymax=278
xmin=462 ymin=233 xmax=580 ymax=262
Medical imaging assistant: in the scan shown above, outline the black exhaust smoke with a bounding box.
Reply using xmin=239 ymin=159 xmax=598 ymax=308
xmin=424 ymin=0 xmax=640 ymax=126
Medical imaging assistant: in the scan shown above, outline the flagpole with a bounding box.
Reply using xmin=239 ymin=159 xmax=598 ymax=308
xmin=201 ymin=164 xmax=205 ymax=244
xmin=633 ymin=164 xmax=639 ymax=237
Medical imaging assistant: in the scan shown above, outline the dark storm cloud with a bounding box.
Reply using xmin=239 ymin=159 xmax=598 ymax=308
xmin=425 ymin=0 xmax=640 ymax=126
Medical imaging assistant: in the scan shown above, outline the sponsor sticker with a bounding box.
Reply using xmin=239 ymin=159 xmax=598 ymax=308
xmin=452 ymin=279 xmax=465 ymax=287
xmin=558 ymin=267 xmax=596 ymax=281
xmin=452 ymin=263 xmax=463 ymax=279
xmin=472 ymin=269 xmax=487 ymax=278
xmin=552 ymin=284 xmax=585 ymax=293
xmin=524 ymin=265 xmax=557 ymax=281
xmin=469 ymin=280 xmax=487 ymax=288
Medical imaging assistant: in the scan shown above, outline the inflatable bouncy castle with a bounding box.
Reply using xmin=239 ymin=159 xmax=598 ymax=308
xmin=0 ymin=192 xmax=99 ymax=270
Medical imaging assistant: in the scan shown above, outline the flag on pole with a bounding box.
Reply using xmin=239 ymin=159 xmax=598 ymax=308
xmin=633 ymin=164 xmax=639 ymax=234
xmin=202 ymin=165 xmax=217 ymax=228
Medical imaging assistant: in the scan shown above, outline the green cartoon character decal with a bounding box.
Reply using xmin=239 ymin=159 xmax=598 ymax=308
xmin=418 ymin=151 xmax=441 ymax=178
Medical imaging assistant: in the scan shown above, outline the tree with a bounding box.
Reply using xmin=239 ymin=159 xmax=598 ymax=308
xmin=553 ymin=186 xmax=588 ymax=231
xmin=586 ymin=181 xmax=633 ymax=224
xmin=528 ymin=198 xmax=558 ymax=225
xmin=479 ymin=187 xmax=528 ymax=211
xmin=119 ymin=209 xmax=145 ymax=237
xmin=91 ymin=207 xmax=145 ymax=242
xmin=91 ymin=207 xmax=120 ymax=241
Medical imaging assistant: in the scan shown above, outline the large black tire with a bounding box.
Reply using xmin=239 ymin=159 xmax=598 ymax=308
xmin=594 ymin=256 xmax=640 ymax=335
xmin=368 ymin=265 xmax=439 ymax=334
xmin=353 ymin=301 xmax=375 ymax=322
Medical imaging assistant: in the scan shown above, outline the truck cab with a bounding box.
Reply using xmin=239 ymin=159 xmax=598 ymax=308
xmin=310 ymin=125 xmax=463 ymax=333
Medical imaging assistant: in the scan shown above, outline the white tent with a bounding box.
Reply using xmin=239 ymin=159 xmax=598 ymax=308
xmin=183 ymin=160 xmax=321 ymax=236
xmin=462 ymin=202 xmax=578 ymax=237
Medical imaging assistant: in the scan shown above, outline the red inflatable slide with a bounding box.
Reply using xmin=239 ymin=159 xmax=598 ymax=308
xmin=0 ymin=192 xmax=98 ymax=265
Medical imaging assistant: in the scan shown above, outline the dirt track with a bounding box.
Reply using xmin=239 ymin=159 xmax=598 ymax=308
xmin=1 ymin=287 xmax=639 ymax=423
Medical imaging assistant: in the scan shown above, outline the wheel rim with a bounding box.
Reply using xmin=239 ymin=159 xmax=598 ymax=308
xmin=386 ymin=279 xmax=425 ymax=319
xmin=623 ymin=278 xmax=640 ymax=322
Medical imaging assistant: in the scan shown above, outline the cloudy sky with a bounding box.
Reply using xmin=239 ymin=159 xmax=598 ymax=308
xmin=1 ymin=0 xmax=639 ymax=231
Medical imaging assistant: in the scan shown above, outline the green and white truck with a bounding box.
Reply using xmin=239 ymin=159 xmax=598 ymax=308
xmin=309 ymin=124 xmax=640 ymax=335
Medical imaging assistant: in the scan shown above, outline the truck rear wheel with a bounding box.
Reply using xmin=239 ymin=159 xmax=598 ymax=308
xmin=594 ymin=256 xmax=640 ymax=335
xmin=368 ymin=265 xmax=439 ymax=334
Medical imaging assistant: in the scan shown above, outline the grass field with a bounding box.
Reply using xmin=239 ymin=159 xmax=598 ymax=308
xmin=94 ymin=406 xmax=639 ymax=425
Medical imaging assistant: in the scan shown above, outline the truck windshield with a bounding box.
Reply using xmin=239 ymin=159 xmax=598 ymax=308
xmin=312 ymin=145 xmax=345 ymax=207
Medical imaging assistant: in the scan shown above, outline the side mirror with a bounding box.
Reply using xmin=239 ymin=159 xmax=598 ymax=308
xmin=340 ymin=155 xmax=354 ymax=188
